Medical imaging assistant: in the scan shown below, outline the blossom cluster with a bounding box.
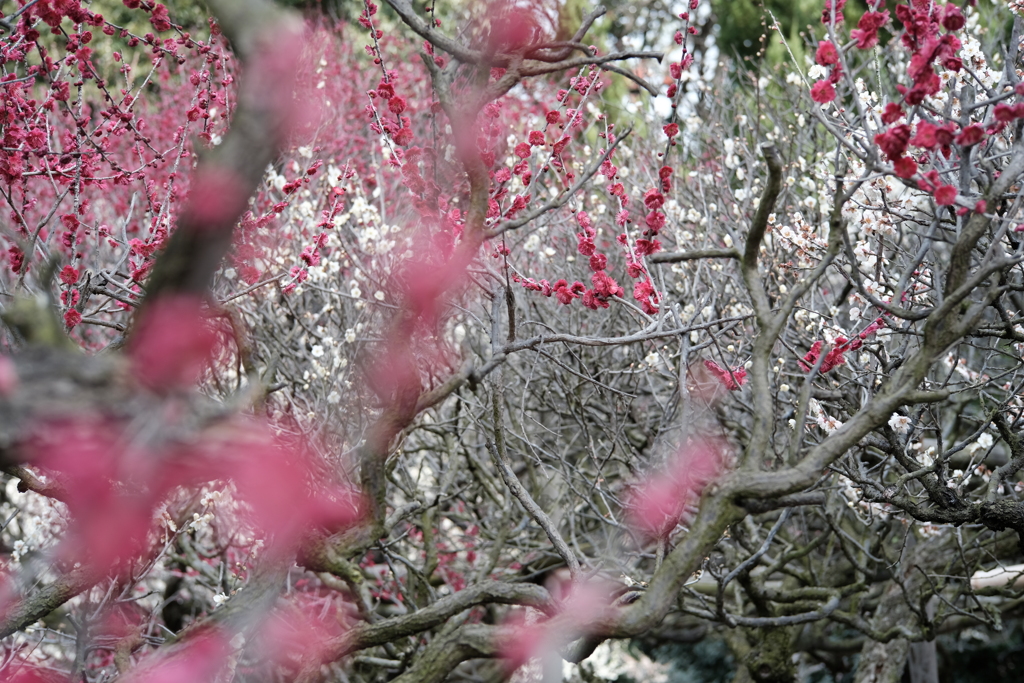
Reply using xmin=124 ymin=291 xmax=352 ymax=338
xmin=0 ymin=1 xmax=235 ymax=338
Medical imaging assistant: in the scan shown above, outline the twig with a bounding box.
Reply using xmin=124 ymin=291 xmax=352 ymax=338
xmin=488 ymin=389 xmax=582 ymax=582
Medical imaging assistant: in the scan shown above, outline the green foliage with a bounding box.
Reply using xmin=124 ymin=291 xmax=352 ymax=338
xmin=91 ymin=0 xmax=209 ymax=31
xmin=557 ymin=0 xmax=592 ymax=41
xmin=711 ymin=0 xmax=867 ymax=63
xmin=641 ymin=634 xmax=737 ymax=683
xmin=274 ymin=0 xmax=363 ymax=22
xmin=623 ymin=624 xmax=1024 ymax=683
xmin=937 ymin=622 xmax=1024 ymax=683
xmin=22 ymin=1 xmax=212 ymax=84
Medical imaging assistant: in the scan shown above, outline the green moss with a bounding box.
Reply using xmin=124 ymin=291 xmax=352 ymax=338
xmin=745 ymin=627 xmax=796 ymax=683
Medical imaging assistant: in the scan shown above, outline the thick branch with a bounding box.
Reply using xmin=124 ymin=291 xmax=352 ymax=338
xmin=324 ymin=581 xmax=552 ymax=660
xmin=742 ymin=143 xmax=783 ymax=273
xmin=385 ymin=0 xmax=484 ymax=65
xmin=739 ymin=492 xmax=826 ymax=514
xmin=649 ymin=248 xmax=740 ymax=264
xmin=0 ymin=565 xmax=97 ymax=639
xmin=388 ymin=624 xmax=499 ymax=683
xmin=518 ymin=51 xmax=663 ymax=79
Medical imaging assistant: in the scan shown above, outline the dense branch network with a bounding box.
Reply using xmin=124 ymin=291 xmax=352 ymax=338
xmin=2 ymin=0 xmax=1024 ymax=682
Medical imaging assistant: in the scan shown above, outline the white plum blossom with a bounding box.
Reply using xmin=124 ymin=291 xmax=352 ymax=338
xmin=968 ymin=432 xmax=994 ymax=455
xmin=888 ymin=414 xmax=911 ymax=435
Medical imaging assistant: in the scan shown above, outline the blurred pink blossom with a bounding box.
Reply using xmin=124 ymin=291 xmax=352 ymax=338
xmin=627 ymin=437 xmax=728 ymax=538
xmin=128 ymin=296 xmax=218 ymax=390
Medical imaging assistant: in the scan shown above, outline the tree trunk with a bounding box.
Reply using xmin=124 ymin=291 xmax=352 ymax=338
xmin=855 ymin=637 xmax=910 ymax=683
xmin=908 ymin=641 xmax=939 ymax=683
xmin=853 ymin=579 xmax=911 ymax=683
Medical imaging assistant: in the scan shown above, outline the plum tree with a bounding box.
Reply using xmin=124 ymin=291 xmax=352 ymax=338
xmin=1 ymin=1 xmax=1024 ymax=682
